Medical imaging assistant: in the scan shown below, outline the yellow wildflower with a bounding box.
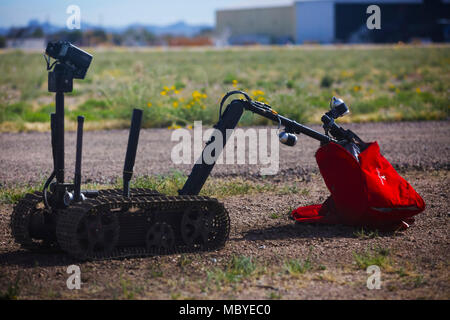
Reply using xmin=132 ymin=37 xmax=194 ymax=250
xmin=232 ymin=79 xmax=238 ymax=87
xmin=147 ymin=102 xmax=152 ymax=107
xmin=415 ymin=87 xmax=421 ymax=93
xmin=168 ymin=124 xmax=182 ymax=130
xmin=341 ymin=70 xmax=354 ymax=78
xmin=252 ymin=90 xmax=265 ymax=96
xmin=192 ymin=90 xmax=202 ymax=99
xmin=173 ymin=101 xmax=179 ymax=108
xmin=160 ymin=91 xmax=167 ymax=96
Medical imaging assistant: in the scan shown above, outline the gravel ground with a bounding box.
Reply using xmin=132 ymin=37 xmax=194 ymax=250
xmin=0 ymin=121 xmax=448 ymax=185
xmin=0 ymin=121 xmax=449 ymax=299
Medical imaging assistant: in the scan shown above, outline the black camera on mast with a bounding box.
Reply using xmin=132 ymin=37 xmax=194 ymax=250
xmin=321 ymin=96 xmax=350 ymax=134
xmin=279 ymin=131 xmax=297 ymax=146
xmin=326 ymin=97 xmax=349 ymax=120
xmin=45 ymin=41 xmax=93 ymax=92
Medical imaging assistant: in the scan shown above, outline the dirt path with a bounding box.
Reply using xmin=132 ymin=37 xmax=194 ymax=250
xmin=0 ymin=170 xmax=448 ymax=299
xmin=0 ymin=121 xmax=449 ymax=185
xmin=0 ymin=121 xmax=449 ymax=299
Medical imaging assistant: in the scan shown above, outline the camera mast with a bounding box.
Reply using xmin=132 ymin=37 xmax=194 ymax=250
xmin=43 ymin=41 xmax=92 ymax=208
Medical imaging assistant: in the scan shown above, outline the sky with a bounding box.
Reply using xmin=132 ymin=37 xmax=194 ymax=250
xmin=0 ymin=0 xmax=293 ymax=28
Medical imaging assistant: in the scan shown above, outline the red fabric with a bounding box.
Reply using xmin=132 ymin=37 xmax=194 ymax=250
xmin=291 ymin=142 xmax=425 ymax=231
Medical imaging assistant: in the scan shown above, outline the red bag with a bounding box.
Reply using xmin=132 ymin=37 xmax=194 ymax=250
xmin=292 ymin=142 xmax=425 ymax=231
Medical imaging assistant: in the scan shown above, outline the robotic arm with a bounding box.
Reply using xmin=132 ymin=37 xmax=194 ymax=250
xmin=179 ymin=91 xmax=365 ymax=196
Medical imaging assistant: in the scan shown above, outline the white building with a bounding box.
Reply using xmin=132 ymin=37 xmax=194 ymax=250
xmin=216 ymin=0 xmax=450 ymax=44
xmin=7 ymin=38 xmax=46 ymax=49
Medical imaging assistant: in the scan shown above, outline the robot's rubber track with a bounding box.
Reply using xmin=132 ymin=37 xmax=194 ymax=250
xmin=10 ymin=188 xmax=162 ymax=252
xmin=10 ymin=191 xmax=46 ymax=250
xmin=56 ymin=193 xmax=230 ymax=260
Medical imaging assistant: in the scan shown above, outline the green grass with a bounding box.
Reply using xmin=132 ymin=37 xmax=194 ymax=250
xmin=283 ymin=258 xmax=313 ymax=275
xmin=1 ymin=45 xmax=449 ymax=132
xmin=118 ymin=267 xmax=144 ymax=299
xmin=178 ymin=255 xmax=193 ymax=270
xmin=353 ymin=246 xmax=391 ymax=270
xmin=120 ymin=277 xmax=142 ymax=299
xmin=0 ymin=272 xmax=21 ymax=300
xmin=147 ymin=264 xmax=164 ymax=278
xmin=268 ymin=291 xmax=282 ymax=299
xmin=412 ymin=275 xmax=426 ymax=288
xmin=0 ymin=171 xmax=308 ymax=204
xmin=0 ymin=184 xmax=39 ymax=204
xmin=353 ymin=228 xmax=380 ymax=239
xmin=119 ymin=170 xmax=279 ymax=198
xmin=207 ymin=255 xmax=258 ymax=286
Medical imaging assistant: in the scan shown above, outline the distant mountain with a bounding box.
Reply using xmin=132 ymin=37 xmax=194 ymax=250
xmin=116 ymin=21 xmax=211 ymax=36
xmin=0 ymin=19 xmax=62 ymax=37
xmin=1 ymin=20 xmax=212 ymax=37
xmin=147 ymin=21 xmax=211 ymax=37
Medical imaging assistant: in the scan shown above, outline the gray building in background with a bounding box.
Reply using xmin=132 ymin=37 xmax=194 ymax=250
xmin=216 ymin=4 xmax=295 ymax=45
xmin=215 ymin=0 xmax=450 ymax=44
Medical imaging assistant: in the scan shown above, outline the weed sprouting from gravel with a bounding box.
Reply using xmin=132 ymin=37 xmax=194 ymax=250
xmin=170 ymin=292 xmax=182 ymax=300
xmin=207 ymin=255 xmax=259 ymax=287
xmin=0 ymin=272 xmax=21 ymax=300
xmin=0 ymin=183 xmax=40 ymax=204
xmin=148 ymin=264 xmax=163 ymax=278
xmin=229 ymin=256 xmax=257 ymax=276
xmin=270 ymin=212 xmax=280 ymax=219
xmin=396 ymin=267 xmax=408 ymax=278
xmin=353 ymin=228 xmax=380 ymax=239
xmin=118 ymin=171 xmax=279 ymax=197
xmin=122 ymin=170 xmax=187 ymax=195
xmin=120 ymin=278 xmax=135 ymax=299
xmin=300 ymin=188 xmax=310 ymax=196
xmin=285 ymin=207 xmax=295 ymax=219
xmin=278 ymin=184 xmax=299 ymax=194
xmin=119 ymin=275 xmax=143 ymax=300
xmin=178 ymin=255 xmax=193 ymax=270
xmin=283 ymin=258 xmax=313 ymax=276
xmin=412 ymin=275 xmax=426 ymax=288
xmin=202 ymin=179 xmax=276 ymax=198
xmin=268 ymin=291 xmax=282 ymax=299
xmin=353 ymin=246 xmax=391 ymax=270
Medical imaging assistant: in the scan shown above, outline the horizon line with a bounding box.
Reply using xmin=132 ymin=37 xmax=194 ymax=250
xmin=0 ymin=19 xmax=214 ymax=30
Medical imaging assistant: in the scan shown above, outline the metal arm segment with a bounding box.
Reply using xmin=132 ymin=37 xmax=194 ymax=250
xmin=245 ymin=100 xmax=331 ymax=143
xmin=179 ymin=100 xmax=244 ymax=195
xmin=123 ymin=108 xmax=143 ymax=197
xmin=179 ymin=99 xmax=331 ymax=196
xmin=74 ymin=116 xmax=84 ymax=201
xmin=55 ymin=91 xmax=65 ymax=186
